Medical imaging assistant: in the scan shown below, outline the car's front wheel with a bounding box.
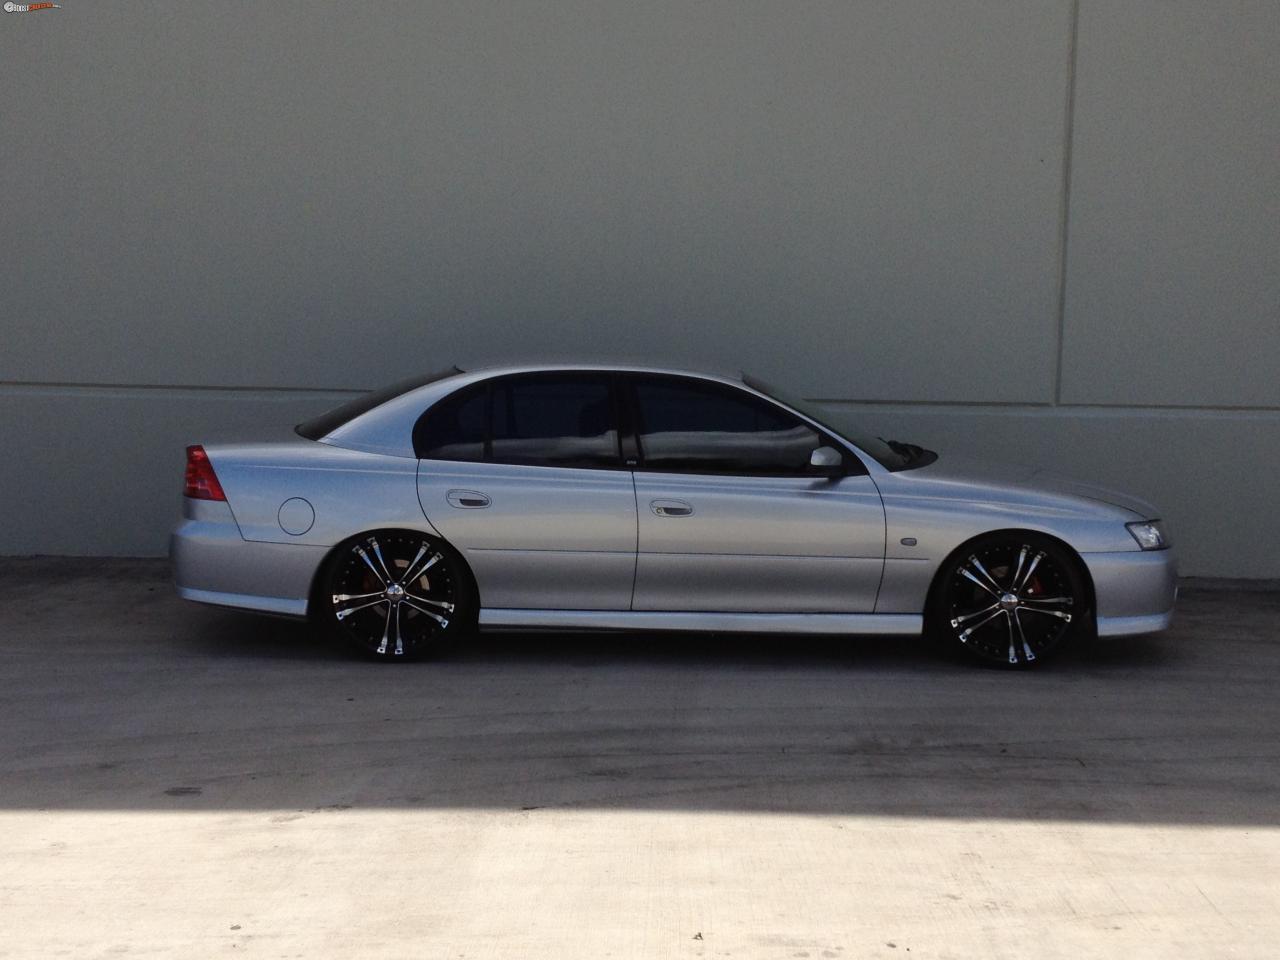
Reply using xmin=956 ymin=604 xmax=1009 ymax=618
xmin=931 ymin=532 xmax=1090 ymax=668
xmin=319 ymin=530 xmax=470 ymax=661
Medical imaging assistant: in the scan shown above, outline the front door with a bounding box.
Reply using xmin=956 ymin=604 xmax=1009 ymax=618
xmin=626 ymin=375 xmax=886 ymax=612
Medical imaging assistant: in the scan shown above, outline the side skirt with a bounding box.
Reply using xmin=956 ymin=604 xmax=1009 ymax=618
xmin=177 ymin=586 xmax=309 ymax=619
xmin=477 ymin=609 xmax=923 ymax=635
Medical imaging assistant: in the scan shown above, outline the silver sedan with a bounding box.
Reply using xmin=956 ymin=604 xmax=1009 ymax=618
xmin=171 ymin=364 xmax=1176 ymax=666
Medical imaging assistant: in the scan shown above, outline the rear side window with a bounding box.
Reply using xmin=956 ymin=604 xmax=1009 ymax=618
xmin=413 ymin=374 xmax=621 ymax=468
xmin=632 ymin=376 xmax=824 ymax=475
xmin=492 ymin=375 xmax=618 ymax=467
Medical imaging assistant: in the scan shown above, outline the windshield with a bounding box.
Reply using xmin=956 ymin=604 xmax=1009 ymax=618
xmin=743 ymin=375 xmax=920 ymax=471
xmin=296 ymin=367 xmax=461 ymax=440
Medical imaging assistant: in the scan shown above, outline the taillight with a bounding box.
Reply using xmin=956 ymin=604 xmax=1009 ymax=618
xmin=184 ymin=445 xmax=226 ymax=501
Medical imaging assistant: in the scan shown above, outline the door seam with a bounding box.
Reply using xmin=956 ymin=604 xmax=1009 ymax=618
xmin=627 ymin=470 xmax=640 ymax=611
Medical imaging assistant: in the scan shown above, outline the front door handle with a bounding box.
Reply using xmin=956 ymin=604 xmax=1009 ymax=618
xmin=447 ymin=489 xmax=491 ymax=509
xmin=650 ymin=499 xmax=693 ymax=518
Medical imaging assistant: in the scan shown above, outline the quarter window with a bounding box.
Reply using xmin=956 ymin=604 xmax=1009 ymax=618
xmin=632 ymin=377 xmax=826 ymax=475
xmin=413 ymin=384 xmax=487 ymax=461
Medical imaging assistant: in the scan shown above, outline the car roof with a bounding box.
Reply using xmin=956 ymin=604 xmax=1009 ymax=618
xmin=457 ymin=361 xmax=748 ymax=381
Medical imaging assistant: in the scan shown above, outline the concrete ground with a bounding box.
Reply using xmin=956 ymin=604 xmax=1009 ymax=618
xmin=1 ymin=559 xmax=1277 ymax=959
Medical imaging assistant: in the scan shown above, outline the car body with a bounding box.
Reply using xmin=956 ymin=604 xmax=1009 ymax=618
xmin=171 ymin=364 xmax=1177 ymax=665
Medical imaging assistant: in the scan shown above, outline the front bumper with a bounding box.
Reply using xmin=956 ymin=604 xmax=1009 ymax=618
xmin=1081 ymin=548 xmax=1178 ymax=637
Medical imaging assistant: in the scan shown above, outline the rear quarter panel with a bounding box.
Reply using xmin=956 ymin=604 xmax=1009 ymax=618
xmin=206 ymin=441 xmax=438 ymax=548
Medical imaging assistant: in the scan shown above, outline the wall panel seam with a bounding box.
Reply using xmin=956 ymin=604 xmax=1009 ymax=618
xmin=1053 ymin=0 xmax=1082 ymax=407
xmin=0 ymin=381 xmax=365 ymax=397
xmin=3 ymin=381 xmax=1280 ymax=415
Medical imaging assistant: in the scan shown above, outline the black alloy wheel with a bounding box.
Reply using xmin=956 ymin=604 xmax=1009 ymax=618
xmin=934 ymin=533 xmax=1088 ymax=667
xmin=322 ymin=531 xmax=466 ymax=660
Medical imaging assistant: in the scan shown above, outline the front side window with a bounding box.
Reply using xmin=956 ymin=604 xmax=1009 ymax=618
xmin=742 ymin=375 xmax=923 ymax=471
xmin=631 ymin=376 xmax=829 ymax=475
xmin=413 ymin=374 xmax=620 ymax=468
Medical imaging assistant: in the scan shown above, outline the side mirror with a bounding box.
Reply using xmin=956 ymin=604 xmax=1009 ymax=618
xmin=809 ymin=445 xmax=843 ymax=473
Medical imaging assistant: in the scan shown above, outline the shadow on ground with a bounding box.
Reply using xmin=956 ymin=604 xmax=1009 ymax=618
xmin=3 ymin=559 xmax=1277 ymax=824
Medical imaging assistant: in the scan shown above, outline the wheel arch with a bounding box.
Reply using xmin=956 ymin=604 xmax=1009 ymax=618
xmin=305 ymin=526 xmax=481 ymax=629
xmin=924 ymin=527 xmax=1097 ymax=627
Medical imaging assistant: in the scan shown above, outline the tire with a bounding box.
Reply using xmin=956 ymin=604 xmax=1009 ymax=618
xmin=930 ymin=532 xmax=1089 ymax=668
xmin=318 ymin=530 xmax=471 ymax=661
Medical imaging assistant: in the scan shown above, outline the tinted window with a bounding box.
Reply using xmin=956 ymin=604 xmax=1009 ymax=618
xmin=491 ymin=375 xmax=618 ymax=467
xmin=414 ymin=384 xmax=487 ymax=461
xmin=743 ymin=375 xmax=912 ymax=471
xmin=633 ymin=378 xmax=824 ymax=474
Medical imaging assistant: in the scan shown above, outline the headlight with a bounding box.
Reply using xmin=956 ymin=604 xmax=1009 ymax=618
xmin=1126 ymin=520 xmax=1169 ymax=550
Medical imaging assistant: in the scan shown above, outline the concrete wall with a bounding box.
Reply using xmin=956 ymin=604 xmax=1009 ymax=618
xmin=2 ymin=2 xmax=1276 ymax=575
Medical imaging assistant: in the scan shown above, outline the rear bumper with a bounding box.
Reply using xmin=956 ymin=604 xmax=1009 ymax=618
xmin=170 ymin=499 xmax=324 ymax=618
xmin=1081 ymin=548 xmax=1178 ymax=637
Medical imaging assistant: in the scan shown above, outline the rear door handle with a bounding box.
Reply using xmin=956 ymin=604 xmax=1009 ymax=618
xmin=650 ymin=499 xmax=693 ymax=517
xmin=447 ymin=489 xmax=491 ymax=509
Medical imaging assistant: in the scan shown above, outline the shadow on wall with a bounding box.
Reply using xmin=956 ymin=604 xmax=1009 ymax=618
xmin=4 ymin=559 xmax=1277 ymax=825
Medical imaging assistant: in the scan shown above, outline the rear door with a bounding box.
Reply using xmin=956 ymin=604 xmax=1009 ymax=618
xmin=626 ymin=374 xmax=886 ymax=612
xmin=415 ymin=373 xmax=638 ymax=610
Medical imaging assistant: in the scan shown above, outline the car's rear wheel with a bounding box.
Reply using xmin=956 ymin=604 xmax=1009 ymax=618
xmin=932 ymin=532 xmax=1089 ymax=668
xmin=320 ymin=530 xmax=469 ymax=661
